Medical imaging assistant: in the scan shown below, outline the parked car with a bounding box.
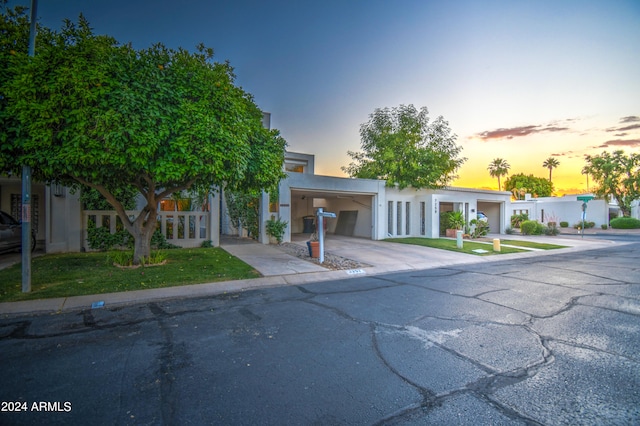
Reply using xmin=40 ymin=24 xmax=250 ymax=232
xmin=477 ymin=211 xmax=488 ymax=222
xmin=0 ymin=210 xmax=36 ymax=254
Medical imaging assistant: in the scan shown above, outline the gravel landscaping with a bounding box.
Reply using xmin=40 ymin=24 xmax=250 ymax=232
xmin=276 ymin=242 xmax=370 ymax=270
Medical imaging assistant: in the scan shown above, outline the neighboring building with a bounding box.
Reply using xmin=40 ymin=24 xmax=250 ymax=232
xmin=510 ymin=193 xmax=618 ymax=228
xmin=0 ymin=175 xmax=82 ymax=253
xmin=5 ymin=146 xmax=637 ymax=255
xmin=262 ymin=151 xmax=512 ymax=243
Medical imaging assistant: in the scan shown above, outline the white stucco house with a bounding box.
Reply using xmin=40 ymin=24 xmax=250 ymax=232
xmin=509 ymin=193 xmax=621 ymax=228
xmin=257 ymin=151 xmax=513 ymax=244
xmin=4 ymin=151 xmax=638 ymax=255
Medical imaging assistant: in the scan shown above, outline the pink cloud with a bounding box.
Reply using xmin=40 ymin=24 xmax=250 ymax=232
xmin=597 ymin=139 xmax=640 ymax=148
xmin=477 ymin=124 xmax=569 ymax=140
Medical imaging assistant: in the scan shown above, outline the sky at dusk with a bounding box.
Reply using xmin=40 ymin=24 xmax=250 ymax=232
xmin=7 ymin=0 xmax=640 ymax=195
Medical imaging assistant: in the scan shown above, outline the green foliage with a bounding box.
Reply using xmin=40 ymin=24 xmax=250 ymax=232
xmin=448 ymin=211 xmax=465 ymax=230
xmin=108 ymin=250 xmax=167 ymax=267
xmin=510 ymin=213 xmax=529 ymax=228
xmin=504 ymin=173 xmax=554 ymax=199
xmin=225 ymin=190 xmax=260 ymax=238
xmin=487 ymin=158 xmax=510 ymax=190
xmin=542 ymin=157 xmax=560 ymax=183
xmin=610 ymin=217 xmax=640 ymax=229
xmin=81 ymin=186 xmax=137 ymax=210
xmin=87 ymin=226 xmax=132 ymax=251
xmin=470 ymin=218 xmax=490 ymax=238
xmin=150 ymin=229 xmax=180 ymax=249
xmin=544 ymin=223 xmax=560 ymax=236
xmin=573 ymin=221 xmax=595 ymax=229
xmin=0 ymin=9 xmax=286 ymax=264
xmin=342 ymin=104 xmax=466 ymax=189
xmin=440 ymin=211 xmax=464 ymax=233
xmin=505 ymin=227 xmax=515 ymax=234
xmin=559 ymin=221 xmax=569 ymax=228
xmin=87 ymin=224 xmax=177 ymax=251
xmin=200 ymin=240 xmax=213 ymax=248
xmin=520 ymin=220 xmax=546 ymax=235
xmin=583 ymin=150 xmax=640 ymax=217
xmin=601 ymin=224 xmax=608 ymax=230
xmin=265 ymin=217 xmax=288 ymax=244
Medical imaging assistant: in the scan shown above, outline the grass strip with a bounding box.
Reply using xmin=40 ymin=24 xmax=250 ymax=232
xmin=384 ymin=238 xmax=528 ymax=255
xmin=496 ymin=240 xmax=567 ymax=250
xmin=0 ymin=248 xmax=260 ymax=303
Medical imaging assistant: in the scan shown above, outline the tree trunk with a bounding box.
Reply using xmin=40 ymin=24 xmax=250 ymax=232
xmin=131 ymin=211 xmax=158 ymax=265
xmin=133 ymin=229 xmax=152 ymax=265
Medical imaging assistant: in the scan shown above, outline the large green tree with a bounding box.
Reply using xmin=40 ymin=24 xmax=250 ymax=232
xmin=583 ymin=150 xmax=640 ymax=217
xmin=504 ymin=173 xmax=554 ymax=199
xmin=487 ymin=158 xmax=510 ymax=190
xmin=0 ymin=9 xmax=286 ymax=263
xmin=342 ymin=104 xmax=465 ymax=189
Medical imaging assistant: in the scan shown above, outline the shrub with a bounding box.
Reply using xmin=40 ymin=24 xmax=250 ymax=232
xmin=545 ymin=226 xmax=560 ymax=236
xmin=610 ymin=217 xmax=640 ymax=229
xmin=520 ymin=220 xmax=546 ymax=235
xmin=574 ymin=221 xmax=595 ymax=229
xmin=265 ymin=217 xmax=288 ymax=244
xmin=505 ymin=227 xmax=514 ymax=235
xmin=511 ymin=213 xmax=529 ymax=228
xmin=601 ymin=224 xmax=608 ymax=230
xmin=469 ymin=218 xmax=490 ymax=238
xmin=545 ymin=222 xmax=559 ymax=236
xmin=151 ymin=229 xmax=180 ymax=249
xmin=559 ymin=221 xmax=569 ymax=228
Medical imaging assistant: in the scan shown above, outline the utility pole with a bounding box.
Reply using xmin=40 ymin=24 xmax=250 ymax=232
xmin=22 ymin=0 xmax=38 ymax=293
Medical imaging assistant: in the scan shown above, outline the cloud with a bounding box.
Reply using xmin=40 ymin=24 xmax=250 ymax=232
xmin=477 ymin=124 xmax=570 ymax=140
xmin=620 ymin=116 xmax=640 ymax=123
xmin=607 ymin=123 xmax=640 ymax=132
xmin=618 ymin=123 xmax=640 ymax=131
xmin=597 ymin=139 xmax=640 ymax=148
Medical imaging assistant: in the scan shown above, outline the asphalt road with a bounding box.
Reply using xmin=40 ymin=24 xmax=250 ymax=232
xmin=1 ymin=239 xmax=639 ymax=425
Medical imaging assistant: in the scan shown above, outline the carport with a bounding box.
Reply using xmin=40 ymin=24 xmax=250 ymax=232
xmin=477 ymin=201 xmax=504 ymax=234
xmin=274 ymin=173 xmax=386 ymax=243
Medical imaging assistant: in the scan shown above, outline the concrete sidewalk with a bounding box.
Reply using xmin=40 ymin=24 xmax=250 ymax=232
xmin=0 ymin=232 xmax=625 ymax=316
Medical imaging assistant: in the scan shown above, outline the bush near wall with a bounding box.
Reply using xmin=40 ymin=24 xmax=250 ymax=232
xmin=574 ymin=221 xmax=595 ymax=229
xmin=610 ymin=217 xmax=640 ymax=229
xmin=559 ymin=221 xmax=569 ymax=228
xmin=520 ymin=220 xmax=546 ymax=235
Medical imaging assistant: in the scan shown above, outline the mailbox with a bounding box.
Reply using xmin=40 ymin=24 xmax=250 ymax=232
xmin=317 ymin=211 xmax=336 ymax=218
xmin=316 ymin=208 xmax=336 ymax=264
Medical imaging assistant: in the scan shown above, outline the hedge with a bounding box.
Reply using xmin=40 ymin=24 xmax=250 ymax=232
xmin=610 ymin=217 xmax=640 ymax=229
xmin=520 ymin=220 xmax=546 ymax=235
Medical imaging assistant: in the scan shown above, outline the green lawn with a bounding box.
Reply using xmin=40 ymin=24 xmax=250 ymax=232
xmin=384 ymin=237 xmax=529 ymax=255
xmin=497 ymin=239 xmax=567 ymax=250
xmin=0 ymin=248 xmax=260 ymax=303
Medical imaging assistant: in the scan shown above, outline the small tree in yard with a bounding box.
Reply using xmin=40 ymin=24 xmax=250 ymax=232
xmin=0 ymin=9 xmax=286 ymax=264
xmin=504 ymin=173 xmax=554 ymax=199
xmin=583 ymin=150 xmax=640 ymax=217
xmin=342 ymin=104 xmax=465 ymax=189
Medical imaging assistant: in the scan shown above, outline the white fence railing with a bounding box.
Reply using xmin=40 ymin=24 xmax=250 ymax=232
xmin=83 ymin=210 xmax=210 ymax=250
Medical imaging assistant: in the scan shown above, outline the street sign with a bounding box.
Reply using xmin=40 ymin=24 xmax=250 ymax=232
xmin=577 ymin=195 xmax=594 ymax=202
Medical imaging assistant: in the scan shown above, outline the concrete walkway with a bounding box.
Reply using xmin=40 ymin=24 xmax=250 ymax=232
xmin=0 ymin=232 xmax=627 ymax=316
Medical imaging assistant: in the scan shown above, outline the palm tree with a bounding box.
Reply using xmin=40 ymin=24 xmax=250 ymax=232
xmin=487 ymin=158 xmax=510 ymax=190
xmin=543 ymin=157 xmax=560 ymax=183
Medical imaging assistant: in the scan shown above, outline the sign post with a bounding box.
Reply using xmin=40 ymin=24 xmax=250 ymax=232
xmin=316 ymin=208 xmax=336 ymax=264
xmin=576 ymin=195 xmax=595 ymax=238
xmin=22 ymin=0 xmax=38 ymax=293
